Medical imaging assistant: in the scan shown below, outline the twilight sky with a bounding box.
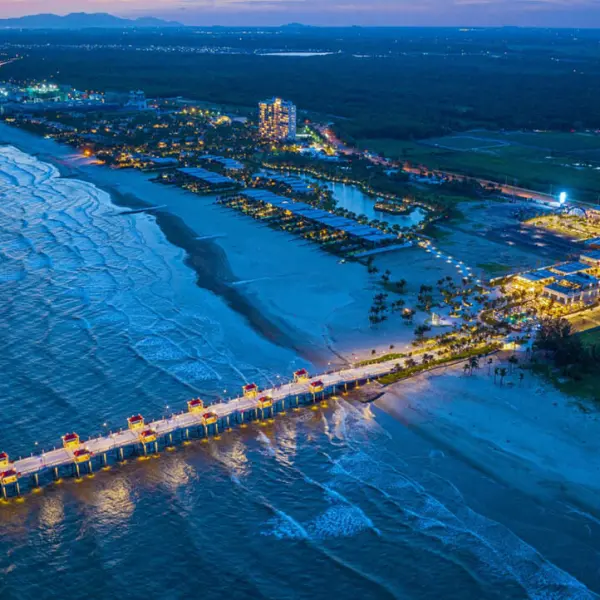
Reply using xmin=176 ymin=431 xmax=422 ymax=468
xmin=1 ymin=0 xmax=600 ymax=27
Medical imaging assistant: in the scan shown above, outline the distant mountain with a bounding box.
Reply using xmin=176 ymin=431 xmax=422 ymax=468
xmin=0 ymin=12 xmax=183 ymax=29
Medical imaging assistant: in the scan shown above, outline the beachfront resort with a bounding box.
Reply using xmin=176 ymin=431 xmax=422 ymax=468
xmin=3 ymin=79 xmax=600 ymax=336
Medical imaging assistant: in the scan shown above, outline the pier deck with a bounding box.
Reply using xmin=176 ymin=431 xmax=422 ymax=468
xmin=2 ymin=360 xmax=396 ymax=497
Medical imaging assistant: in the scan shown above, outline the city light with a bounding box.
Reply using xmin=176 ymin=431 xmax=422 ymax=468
xmin=559 ymin=191 xmax=568 ymax=205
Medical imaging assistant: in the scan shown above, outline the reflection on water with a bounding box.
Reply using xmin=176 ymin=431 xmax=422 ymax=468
xmin=298 ymin=173 xmax=427 ymax=227
xmin=0 ymin=146 xmax=599 ymax=600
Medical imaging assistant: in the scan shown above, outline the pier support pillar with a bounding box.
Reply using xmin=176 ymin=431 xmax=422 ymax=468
xmin=119 ymin=447 xmax=124 ymax=462
xmin=154 ymin=441 xmax=158 ymax=454
xmin=75 ymin=463 xmax=81 ymax=479
xmin=53 ymin=467 xmax=59 ymax=480
xmin=33 ymin=473 xmax=40 ymax=488
xmin=1 ymin=485 xmax=6 ymax=500
xmin=15 ymin=482 xmax=21 ymax=497
xmin=103 ymin=453 xmax=108 ymax=467
xmin=88 ymin=460 xmax=93 ymax=474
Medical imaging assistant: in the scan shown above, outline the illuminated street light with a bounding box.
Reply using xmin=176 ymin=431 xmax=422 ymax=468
xmin=559 ymin=191 xmax=568 ymax=205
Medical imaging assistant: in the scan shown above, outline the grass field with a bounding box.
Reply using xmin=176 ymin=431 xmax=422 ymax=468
xmin=361 ymin=132 xmax=600 ymax=203
xmin=466 ymin=131 xmax=600 ymax=154
xmin=422 ymin=136 xmax=508 ymax=151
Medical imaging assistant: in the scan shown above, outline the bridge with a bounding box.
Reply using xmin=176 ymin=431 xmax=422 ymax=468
xmin=0 ymin=359 xmax=398 ymax=501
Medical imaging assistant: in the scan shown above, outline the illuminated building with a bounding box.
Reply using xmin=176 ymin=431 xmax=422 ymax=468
xmin=139 ymin=429 xmax=157 ymax=444
xmin=257 ymin=396 xmax=273 ymax=409
xmin=0 ymin=453 xmax=9 ymax=468
xmin=187 ymin=398 xmax=204 ymax=413
xmin=202 ymin=412 xmax=218 ymax=426
xmin=293 ymin=369 xmax=309 ymax=383
xmin=127 ymin=415 xmax=145 ymax=431
xmin=62 ymin=433 xmax=80 ymax=449
xmin=73 ymin=448 xmax=91 ymax=463
xmin=309 ymin=380 xmax=324 ymax=394
xmin=243 ymin=383 xmax=258 ymax=398
xmin=259 ymin=98 xmax=297 ymax=141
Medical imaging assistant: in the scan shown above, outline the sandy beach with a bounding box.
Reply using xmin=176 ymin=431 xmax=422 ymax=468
xmin=5 ymin=123 xmax=600 ymax=513
xmin=0 ymin=123 xmax=459 ymax=367
xmin=378 ymin=359 xmax=600 ymax=513
xmin=3 ymin=124 xmax=600 ymax=597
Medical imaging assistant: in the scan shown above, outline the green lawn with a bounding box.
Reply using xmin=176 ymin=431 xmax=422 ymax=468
xmin=360 ymin=134 xmax=600 ymax=204
xmin=465 ymin=130 xmax=600 ymax=154
xmin=477 ymin=262 xmax=514 ymax=276
xmin=422 ymin=136 xmax=507 ymax=151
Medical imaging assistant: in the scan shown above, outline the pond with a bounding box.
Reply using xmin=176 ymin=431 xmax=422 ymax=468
xmin=300 ymin=174 xmax=427 ymax=228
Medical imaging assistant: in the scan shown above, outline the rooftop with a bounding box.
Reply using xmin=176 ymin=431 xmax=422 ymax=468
xmin=561 ymin=273 xmax=600 ymax=288
xmin=551 ymin=262 xmax=590 ymax=275
xmin=545 ymin=282 xmax=578 ymax=296
xmin=581 ymin=250 xmax=600 ymax=262
xmin=240 ymin=189 xmax=397 ymax=245
xmin=201 ymin=155 xmax=244 ymax=171
xmin=178 ymin=167 xmax=235 ymax=186
xmin=516 ymin=269 xmax=555 ymax=283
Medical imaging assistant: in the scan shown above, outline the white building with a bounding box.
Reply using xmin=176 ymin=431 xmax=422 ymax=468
xmin=127 ymin=90 xmax=148 ymax=111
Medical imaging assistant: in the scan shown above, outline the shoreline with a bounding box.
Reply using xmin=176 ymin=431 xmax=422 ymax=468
xmin=8 ymin=125 xmax=600 ymax=516
xmin=0 ymin=124 xmax=453 ymax=367
xmin=377 ymin=361 xmax=600 ymax=515
xmin=0 ymin=130 xmax=330 ymax=366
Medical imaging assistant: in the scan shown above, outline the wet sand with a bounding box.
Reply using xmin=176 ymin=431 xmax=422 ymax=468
xmin=377 ymin=359 xmax=600 ymax=515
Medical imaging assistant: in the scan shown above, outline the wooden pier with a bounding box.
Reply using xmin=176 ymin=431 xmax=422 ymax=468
xmin=0 ymin=361 xmax=396 ymax=501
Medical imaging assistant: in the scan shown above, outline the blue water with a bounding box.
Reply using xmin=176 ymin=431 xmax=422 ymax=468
xmin=0 ymin=146 xmax=599 ymax=600
xmin=296 ymin=172 xmax=427 ymax=227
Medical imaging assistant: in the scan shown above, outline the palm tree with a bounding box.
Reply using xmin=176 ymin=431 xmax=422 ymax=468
xmin=508 ymin=355 xmax=518 ymax=374
xmin=494 ymin=367 xmax=499 ymax=384
xmin=468 ymin=356 xmax=479 ymax=375
xmin=463 ymin=363 xmax=470 ymax=376
xmin=499 ymin=367 xmax=508 ymax=386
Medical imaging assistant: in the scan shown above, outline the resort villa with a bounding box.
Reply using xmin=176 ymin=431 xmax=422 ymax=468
xmin=513 ymin=252 xmax=600 ymax=307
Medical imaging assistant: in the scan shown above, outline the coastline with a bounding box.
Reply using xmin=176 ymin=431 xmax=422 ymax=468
xmin=377 ymin=362 xmax=600 ymax=514
xmin=0 ymin=125 xmax=330 ymax=366
xmin=7 ymin=123 xmax=600 ymax=518
xmin=0 ymin=124 xmax=459 ymax=367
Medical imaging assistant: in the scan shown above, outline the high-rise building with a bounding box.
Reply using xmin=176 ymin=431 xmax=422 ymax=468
xmin=259 ymin=97 xmax=297 ymax=141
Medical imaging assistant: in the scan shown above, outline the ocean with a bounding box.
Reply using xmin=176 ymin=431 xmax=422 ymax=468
xmin=0 ymin=145 xmax=598 ymax=600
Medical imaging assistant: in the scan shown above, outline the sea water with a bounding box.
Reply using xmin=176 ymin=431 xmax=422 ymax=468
xmin=0 ymin=146 xmax=598 ymax=600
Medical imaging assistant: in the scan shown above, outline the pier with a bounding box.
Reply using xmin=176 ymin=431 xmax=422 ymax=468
xmin=0 ymin=360 xmax=397 ymax=501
